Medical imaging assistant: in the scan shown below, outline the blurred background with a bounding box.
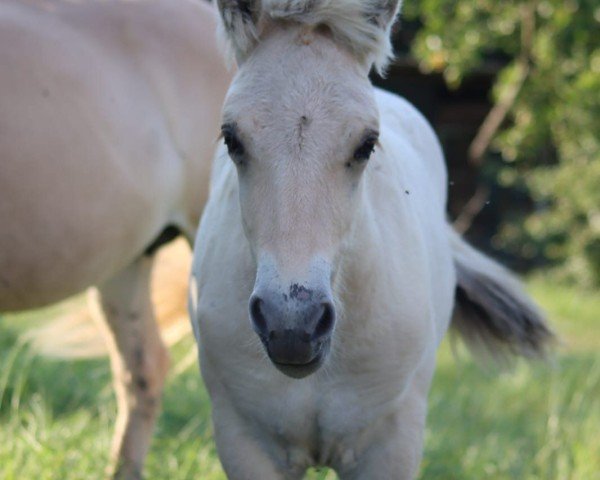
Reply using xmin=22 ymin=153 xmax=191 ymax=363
xmin=376 ymin=0 xmax=599 ymax=290
xmin=0 ymin=1 xmax=598 ymax=479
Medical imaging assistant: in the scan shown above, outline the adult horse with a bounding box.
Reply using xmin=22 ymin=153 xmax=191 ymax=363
xmin=190 ymin=0 xmax=553 ymax=478
xmin=0 ymin=0 xmax=231 ymax=478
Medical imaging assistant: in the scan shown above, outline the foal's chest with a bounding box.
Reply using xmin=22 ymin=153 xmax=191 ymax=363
xmin=236 ymin=371 xmax=399 ymax=470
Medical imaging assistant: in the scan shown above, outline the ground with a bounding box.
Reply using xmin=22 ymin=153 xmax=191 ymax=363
xmin=0 ymin=278 xmax=598 ymax=479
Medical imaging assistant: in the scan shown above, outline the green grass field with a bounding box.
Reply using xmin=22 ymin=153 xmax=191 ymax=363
xmin=1 ymin=278 xmax=599 ymax=479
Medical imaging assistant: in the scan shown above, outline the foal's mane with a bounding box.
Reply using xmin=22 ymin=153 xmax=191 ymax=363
xmin=218 ymin=0 xmax=402 ymax=74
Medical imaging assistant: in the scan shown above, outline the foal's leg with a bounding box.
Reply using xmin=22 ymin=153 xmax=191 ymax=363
xmin=337 ymin=363 xmax=434 ymax=480
xmin=338 ymin=392 xmax=428 ymax=480
xmin=96 ymin=257 xmax=170 ymax=480
xmin=211 ymin=401 xmax=305 ymax=480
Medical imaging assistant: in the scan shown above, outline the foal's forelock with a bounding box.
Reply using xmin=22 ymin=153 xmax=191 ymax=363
xmin=217 ymin=0 xmax=402 ymax=73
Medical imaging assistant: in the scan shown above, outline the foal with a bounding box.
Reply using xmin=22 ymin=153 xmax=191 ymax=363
xmin=190 ymin=1 xmax=552 ymax=478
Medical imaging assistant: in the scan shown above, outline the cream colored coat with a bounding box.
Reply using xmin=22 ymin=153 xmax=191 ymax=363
xmin=0 ymin=0 xmax=229 ymax=310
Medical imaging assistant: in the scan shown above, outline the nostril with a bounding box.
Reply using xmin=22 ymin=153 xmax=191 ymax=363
xmin=312 ymin=302 xmax=335 ymax=340
xmin=249 ymin=296 xmax=268 ymax=338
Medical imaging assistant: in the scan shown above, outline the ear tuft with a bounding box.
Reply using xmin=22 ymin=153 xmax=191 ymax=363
xmin=266 ymin=0 xmax=318 ymax=16
xmin=366 ymin=1 xmax=399 ymax=26
xmin=362 ymin=0 xmax=402 ymax=73
xmin=216 ymin=0 xmax=262 ymax=63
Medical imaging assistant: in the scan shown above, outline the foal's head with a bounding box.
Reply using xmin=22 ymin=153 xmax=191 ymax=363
xmin=216 ymin=0 xmax=401 ymax=378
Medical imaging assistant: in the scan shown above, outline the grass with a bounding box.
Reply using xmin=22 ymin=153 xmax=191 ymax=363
xmin=1 ymin=278 xmax=599 ymax=479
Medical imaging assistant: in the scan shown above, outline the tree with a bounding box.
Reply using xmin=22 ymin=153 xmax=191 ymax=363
xmin=403 ymin=0 xmax=600 ymax=287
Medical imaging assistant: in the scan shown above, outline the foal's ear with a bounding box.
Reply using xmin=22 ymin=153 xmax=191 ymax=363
xmin=365 ymin=0 xmax=402 ymax=29
xmin=216 ymin=0 xmax=262 ymax=64
xmin=362 ymin=0 xmax=402 ymax=73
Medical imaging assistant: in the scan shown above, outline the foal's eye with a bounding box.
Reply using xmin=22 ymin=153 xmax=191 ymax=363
xmin=352 ymin=132 xmax=378 ymax=163
xmin=221 ymin=124 xmax=245 ymax=158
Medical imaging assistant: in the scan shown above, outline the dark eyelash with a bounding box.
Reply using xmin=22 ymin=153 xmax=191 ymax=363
xmin=353 ymin=133 xmax=378 ymax=162
xmin=221 ymin=124 xmax=245 ymax=157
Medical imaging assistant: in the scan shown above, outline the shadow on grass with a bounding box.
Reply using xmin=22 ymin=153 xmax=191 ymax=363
xmin=0 ymin=319 xmax=112 ymax=420
xmin=0 ymin=319 xmax=212 ymax=437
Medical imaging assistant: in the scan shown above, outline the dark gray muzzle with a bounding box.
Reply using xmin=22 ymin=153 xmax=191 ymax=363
xmin=249 ymin=285 xmax=335 ymax=378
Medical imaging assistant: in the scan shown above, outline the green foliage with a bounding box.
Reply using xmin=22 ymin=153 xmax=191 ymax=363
xmin=404 ymin=0 xmax=600 ymax=287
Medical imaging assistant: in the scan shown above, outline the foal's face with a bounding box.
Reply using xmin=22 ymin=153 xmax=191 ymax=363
xmin=221 ymin=26 xmax=379 ymax=378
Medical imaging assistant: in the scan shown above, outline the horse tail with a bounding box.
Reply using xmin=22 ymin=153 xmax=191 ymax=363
xmin=24 ymin=239 xmax=192 ymax=359
xmin=449 ymin=227 xmax=554 ymax=359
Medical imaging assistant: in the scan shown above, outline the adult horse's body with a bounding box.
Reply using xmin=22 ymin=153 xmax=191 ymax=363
xmin=190 ymin=1 xmax=552 ymax=478
xmin=0 ymin=0 xmax=231 ymax=477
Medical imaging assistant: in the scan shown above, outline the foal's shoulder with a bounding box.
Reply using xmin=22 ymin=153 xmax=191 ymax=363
xmin=374 ymin=88 xmax=439 ymax=153
xmin=373 ymin=87 xmax=447 ymax=197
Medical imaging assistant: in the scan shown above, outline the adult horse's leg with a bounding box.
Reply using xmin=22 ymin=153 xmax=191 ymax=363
xmin=96 ymin=256 xmax=170 ymax=480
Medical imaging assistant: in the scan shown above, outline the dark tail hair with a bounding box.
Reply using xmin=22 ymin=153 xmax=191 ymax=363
xmin=449 ymin=227 xmax=554 ymax=359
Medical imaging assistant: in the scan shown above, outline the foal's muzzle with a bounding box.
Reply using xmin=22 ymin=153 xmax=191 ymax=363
xmin=249 ymin=291 xmax=335 ymax=378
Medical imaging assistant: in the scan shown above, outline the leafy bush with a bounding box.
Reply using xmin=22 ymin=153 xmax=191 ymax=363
xmin=403 ymin=0 xmax=600 ymax=287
